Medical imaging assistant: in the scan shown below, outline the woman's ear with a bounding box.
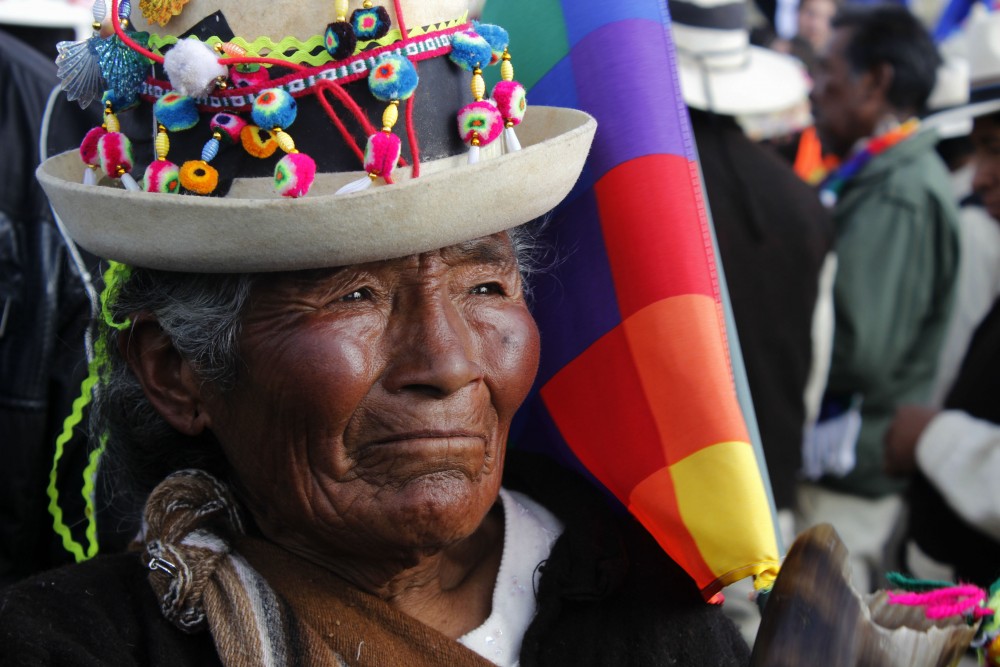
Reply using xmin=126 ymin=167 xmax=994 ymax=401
xmin=122 ymin=315 xmax=212 ymax=436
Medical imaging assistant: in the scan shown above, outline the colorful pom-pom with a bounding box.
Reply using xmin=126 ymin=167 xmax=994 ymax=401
xmin=252 ymin=88 xmax=297 ymax=131
xmin=473 ymin=23 xmax=509 ymax=65
xmin=351 ymin=6 xmax=391 ymax=41
xmin=101 ymin=88 xmax=139 ymax=114
xmin=143 ymin=160 xmax=181 ymax=194
xmin=364 ymin=131 xmax=402 ymax=178
xmin=274 ymin=152 xmax=316 ymax=198
xmin=154 ymin=92 xmax=199 ymax=131
xmin=179 ymin=160 xmax=219 ymax=195
xmin=241 ymin=125 xmax=279 ymax=158
xmin=457 ymin=101 xmax=503 ymax=147
xmin=230 ymin=64 xmax=269 ymax=88
xmin=449 ymin=30 xmax=492 ymax=71
xmin=324 ymin=21 xmax=357 ymax=60
xmin=80 ymin=126 xmax=108 ymax=166
xmin=492 ymin=80 xmax=527 ymax=125
xmin=368 ymin=55 xmax=418 ymax=102
xmin=97 ymin=132 xmax=134 ymax=178
xmin=210 ymin=113 xmax=246 ymax=143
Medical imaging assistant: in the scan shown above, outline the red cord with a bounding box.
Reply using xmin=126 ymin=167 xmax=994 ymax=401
xmin=394 ymin=0 xmax=421 ymax=178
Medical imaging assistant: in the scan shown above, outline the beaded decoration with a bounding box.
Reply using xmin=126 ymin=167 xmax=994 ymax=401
xmin=478 ymin=23 xmax=526 ymax=154
xmin=65 ymin=0 xmax=526 ymax=200
xmin=93 ymin=98 xmax=142 ymax=191
xmin=449 ymin=29 xmax=503 ymax=164
xmin=336 ymin=54 xmax=418 ymax=194
xmin=251 ymin=88 xmax=317 ymax=197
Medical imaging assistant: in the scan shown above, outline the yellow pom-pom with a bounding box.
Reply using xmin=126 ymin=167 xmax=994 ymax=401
xmin=275 ymin=129 xmax=296 ymax=154
xmin=155 ymin=126 xmax=170 ymax=161
xmin=179 ymin=160 xmax=219 ymax=195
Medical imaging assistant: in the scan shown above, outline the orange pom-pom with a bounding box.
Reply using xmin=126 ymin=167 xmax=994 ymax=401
xmin=241 ymin=125 xmax=279 ymax=159
xmin=179 ymin=160 xmax=219 ymax=195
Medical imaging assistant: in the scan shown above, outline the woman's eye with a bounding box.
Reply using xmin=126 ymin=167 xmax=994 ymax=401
xmin=470 ymin=282 xmax=505 ymax=296
xmin=339 ymin=288 xmax=372 ymax=302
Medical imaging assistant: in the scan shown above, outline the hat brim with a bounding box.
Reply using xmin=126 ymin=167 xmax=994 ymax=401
xmin=37 ymin=106 xmax=596 ymax=273
xmin=677 ymin=46 xmax=809 ymax=116
xmin=923 ymin=98 xmax=1000 ymax=138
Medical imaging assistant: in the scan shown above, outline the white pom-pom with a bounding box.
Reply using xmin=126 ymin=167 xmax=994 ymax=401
xmin=335 ymin=175 xmax=374 ymax=195
xmin=164 ymin=38 xmax=227 ymax=97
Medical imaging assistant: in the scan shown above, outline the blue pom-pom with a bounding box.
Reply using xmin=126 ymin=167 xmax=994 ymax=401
xmin=368 ymin=55 xmax=419 ymax=101
xmin=252 ymin=88 xmax=297 ymax=130
xmin=153 ymin=92 xmax=199 ymax=131
xmin=473 ymin=22 xmax=509 ymax=56
xmin=351 ymin=6 xmax=391 ymax=41
xmin=448 ymin=30 xmax=492 ymax=71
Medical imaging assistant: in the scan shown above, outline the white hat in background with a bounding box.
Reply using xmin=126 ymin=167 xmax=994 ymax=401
xmin=669 ymin=0 xmax=810 ymax=116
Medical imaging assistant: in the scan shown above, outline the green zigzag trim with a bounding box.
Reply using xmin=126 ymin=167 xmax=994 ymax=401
xmin=47 ymin=369 xmax=103 ymax=563
xmin=49 ymin=262 xmax=131 ymax=562
xmin=148 ymin=13 xmax=467 ymax=68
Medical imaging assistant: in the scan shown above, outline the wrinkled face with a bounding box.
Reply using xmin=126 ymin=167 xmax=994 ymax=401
xmin=202 ymin=233 xmax=540 ymax=563
xmin=972 ymin=115 xmax=1000 ymax=223
xmin=797 ymin=0 xmax=837 ymax=53
xmin=811 ymin=26 xmax=875 ymax=158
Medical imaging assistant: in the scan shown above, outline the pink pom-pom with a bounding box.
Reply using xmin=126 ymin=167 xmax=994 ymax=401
xmin=274 ymin=152 xmax=316 ymax=198
xmin=210 ymin=113 xmax=248 ymax=144
xmin=97 ymin=132 xmax=134 ymax=178
xmin=144 ymin=160 xmax=181 ymax=194
xmin=230 ymin=65 xmax=270 ymax=89
xmin=457 ymin=100 xmax=503 ymax=147
xmin=80 ymin=127 xmax=108 ymax=166
xmin=364 ymin=132 xmax=402 ymax=179
xmin=492 ymin=80 xmax=527 ymax=125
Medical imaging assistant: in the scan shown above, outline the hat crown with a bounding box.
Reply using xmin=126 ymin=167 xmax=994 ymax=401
xmin=967 ymin=11 xmax=1000 ymax=89
xmin=669 ymin=0 xmax=751 ymax=69
xmin=130 ymin=0 xmax=468 ymax=41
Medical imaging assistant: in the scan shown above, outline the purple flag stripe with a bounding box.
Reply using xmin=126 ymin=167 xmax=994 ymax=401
xmin=559 ymin=0 xmax=670 ymax=47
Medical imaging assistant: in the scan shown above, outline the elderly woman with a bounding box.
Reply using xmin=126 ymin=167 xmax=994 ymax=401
xmin=0 ymin=0 xmax=751 ymax=664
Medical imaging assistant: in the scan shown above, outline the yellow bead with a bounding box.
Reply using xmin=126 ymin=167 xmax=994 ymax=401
xmin=105 ymin=113 xmax=120 ymax=134
xmin=155 ymin=128 xmax=170 ymax=161
xmin=382 ymin=101 xmax=399 ymax=131
xmin=275 ymin=129 xmax=296 ymax=153
xmin=471 ymin=69 xmax=485 ymax=101
xmin=363 ymin=0 xmax=373 ymax=7
xmin=335 ymin=0 xmax=349 ymax=20
xmin=501 ymin=58 xmax=514 ymax=83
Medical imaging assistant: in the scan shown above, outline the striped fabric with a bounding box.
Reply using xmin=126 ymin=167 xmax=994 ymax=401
xmin=481 ymin=0 xmax=781 ymax=598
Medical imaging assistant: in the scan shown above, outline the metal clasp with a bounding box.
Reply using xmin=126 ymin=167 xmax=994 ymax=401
xmin=147 ymin=556 xmax=178 ymax=576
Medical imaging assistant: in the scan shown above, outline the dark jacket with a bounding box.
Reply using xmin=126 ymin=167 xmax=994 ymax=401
xmin=690 ymin=110 xmax=834 ymax=510
xmin=0 ymin=30 xmax=105 ymax=585
xmin=0 ymin=452 xmax=750 ymax=666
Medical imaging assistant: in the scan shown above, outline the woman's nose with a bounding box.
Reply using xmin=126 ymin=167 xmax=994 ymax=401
xmin=382 ymin=293 xmax=483 ymax=397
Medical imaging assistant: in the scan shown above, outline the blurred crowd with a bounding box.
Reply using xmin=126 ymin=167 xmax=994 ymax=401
xmin=3 ymin=0 xmax=1000 ymax=655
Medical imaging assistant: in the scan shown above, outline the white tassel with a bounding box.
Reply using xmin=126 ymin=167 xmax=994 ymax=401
xmin=335 ymin=175 xmax=374 ymax=195
xmin=164 ymin=38 xmax=228 ymax=97
xmin=83 ymin=167 xmax=97 ymax=185
xmin=120 ymin=173 xmax=141 ymax=191
xmin=503 ymin=126 xmax=522 ymax=152
xmin=468 ymin=144 xmax=480 ymax=165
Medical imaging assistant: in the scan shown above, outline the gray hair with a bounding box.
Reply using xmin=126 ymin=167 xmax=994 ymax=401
xmin=97 ymin=224 xmax=546 ymax=507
